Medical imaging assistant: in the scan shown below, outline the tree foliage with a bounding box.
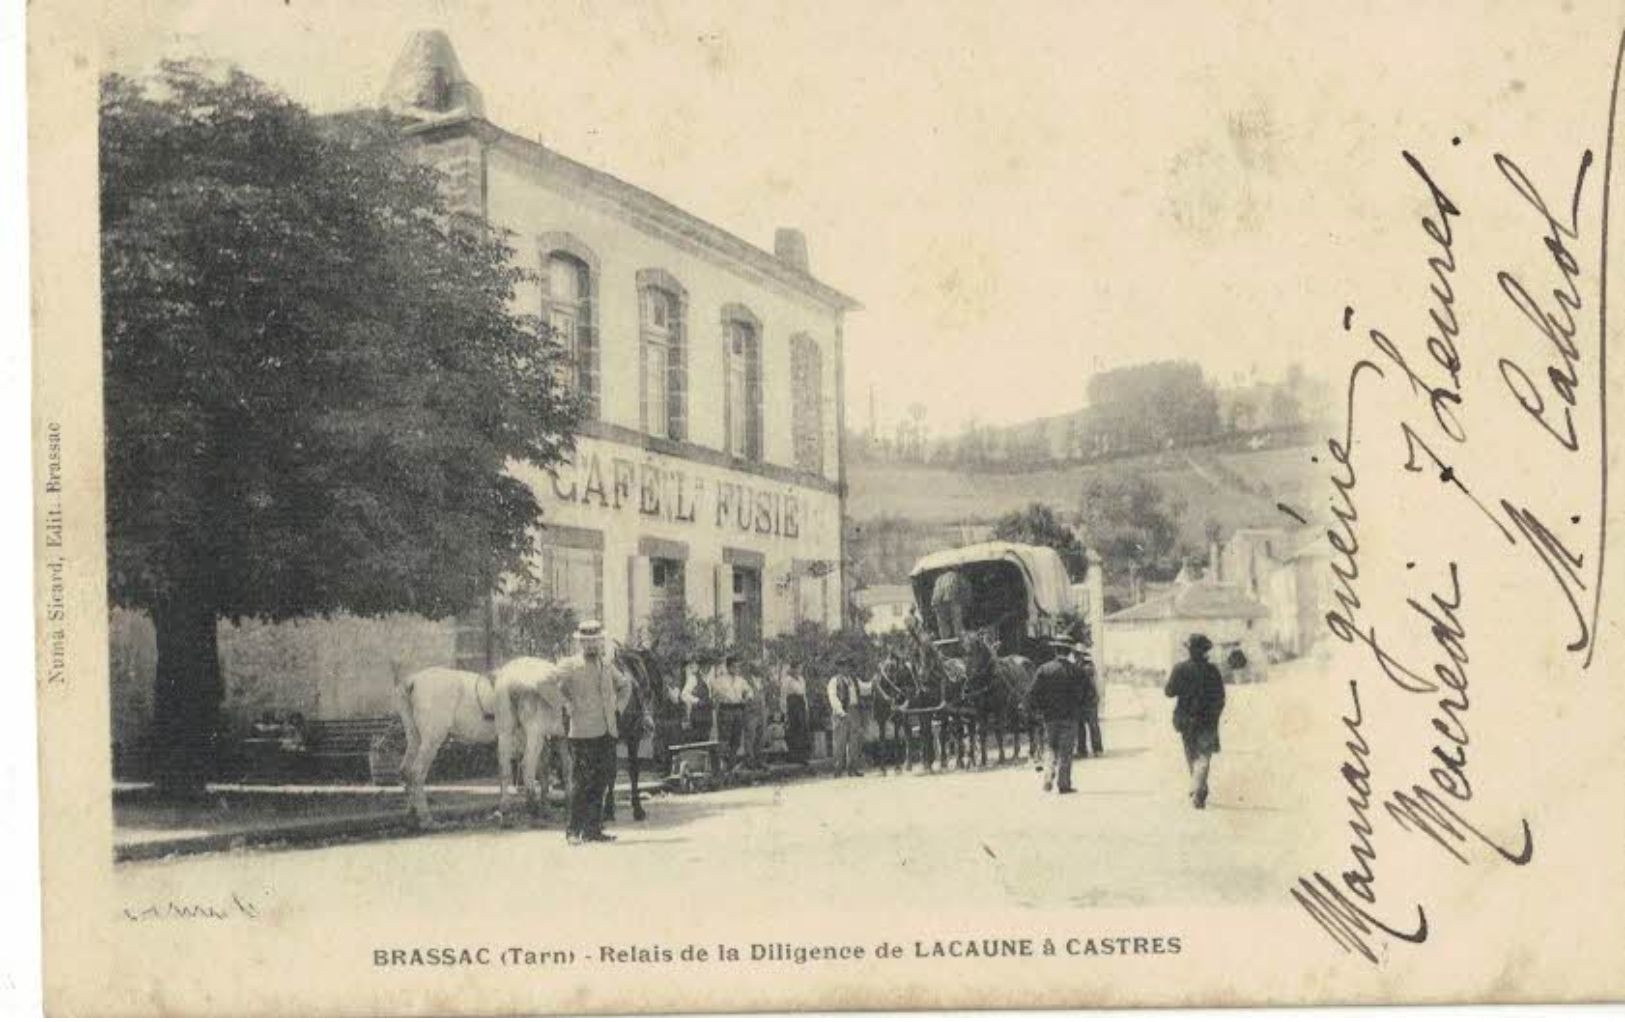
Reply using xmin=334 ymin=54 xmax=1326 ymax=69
xmin=1084 ymin=360 xmax=1219 ymax=453
xmin=1077 ymin=475 xmax=1189 ymax=584
xmin=101 ymin=62 xmax=581 ymax=787
xmin=494 ymin=583 xmax=579 ymax=662
xmin=990 ymin=502 xmax=1089 ymax=581
xmin=635 ymin=603 xmax=732 ymax=678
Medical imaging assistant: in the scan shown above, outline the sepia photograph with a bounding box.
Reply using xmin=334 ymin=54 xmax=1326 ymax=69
xmin=30 ymin=0 xmax=1625 ymax=1013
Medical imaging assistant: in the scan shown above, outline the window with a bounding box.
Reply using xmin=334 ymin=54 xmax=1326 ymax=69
xmin=540 ymin=543 xmax=604 ymax=624
xmin=638 ymin=274 xmax=687 ymax=441
xmin=545 ymin=251 xmax=598 ymax=418
xmin=731 ymin=567 xmax=763 ymax=649
xmin=790 ymin=334 xmax=824 ymax=474
xmin=722 ymin=307 xmax=762 ymax=461
xmin=651 ymin=557 xmax=686 ymax=615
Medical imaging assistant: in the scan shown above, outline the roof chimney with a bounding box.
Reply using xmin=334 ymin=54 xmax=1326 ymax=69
xmin=382 ymin=30 xmax=485 ymax=119
xmin=774 ymin=228 xmax=809 ymax=273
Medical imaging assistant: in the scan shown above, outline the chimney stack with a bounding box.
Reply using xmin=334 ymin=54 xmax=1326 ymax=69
xmin=774 ymin=228 xmax=809 ymax=273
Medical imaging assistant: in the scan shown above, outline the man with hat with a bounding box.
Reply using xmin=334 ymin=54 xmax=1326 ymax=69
xmin=825 ymin=652 xmax=866 ymax=777
xmin=1029 ymin=639 xmax=1088 ymax=793
xmin=559 ymin=620 xmax=632 ymax=843
xmin=1164 ymin=633 xmax=1226 ymax=809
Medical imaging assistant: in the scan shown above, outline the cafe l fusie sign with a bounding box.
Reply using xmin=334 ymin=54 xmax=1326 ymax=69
xmin=546 ymin=445 xmax=806 ymax=539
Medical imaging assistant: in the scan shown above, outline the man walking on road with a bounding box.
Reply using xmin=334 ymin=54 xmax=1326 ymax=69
xmin=1164 ymin=633 xmax=1226 ymax=809
xmin=1029 ymin=640 xmax=1087 ymax=794
xmin=560 ymin=620 xmax=632 ymax=844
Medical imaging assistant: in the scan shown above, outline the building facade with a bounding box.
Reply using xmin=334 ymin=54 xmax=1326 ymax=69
xmin=111 ymin=31 xmax=858 ymax=747
xmin=386 ymin=31 xmax=859 ymax=655
xmin=1100 ymin=578 xmax=1270 ymax=678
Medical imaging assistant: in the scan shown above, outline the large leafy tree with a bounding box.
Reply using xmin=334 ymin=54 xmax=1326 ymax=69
xmin=1077 ymin=475 xmax=1189 ymax=586
xmin=101 ymin=63 xmax=581 ymax=792
xmin=990 ymin=502 xmax=1089 ymax=581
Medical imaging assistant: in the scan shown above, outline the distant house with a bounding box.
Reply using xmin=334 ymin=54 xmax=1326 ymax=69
xmin=1101 ymin=578 xmax=1271 ymax=676
xmin=1212 ymin=526 xmax=1326 ymax=657
xmin=853 ymin=584 xmax=916 ymax=635
xmin=1262 ymin=539 xmax=1330 ymax=657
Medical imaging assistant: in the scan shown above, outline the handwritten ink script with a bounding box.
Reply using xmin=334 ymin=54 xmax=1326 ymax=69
xmin=122 ymin=892 xmax=261 ymax=923
xmin=1290 ymin=29 xmax=1624 ymax=963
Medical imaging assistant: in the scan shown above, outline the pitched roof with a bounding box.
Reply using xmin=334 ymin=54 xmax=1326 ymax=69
xmin=1106 ymin=580 xmax=1271 ymax=623
xmin=381 ymin=34 xmax=860 ymax=314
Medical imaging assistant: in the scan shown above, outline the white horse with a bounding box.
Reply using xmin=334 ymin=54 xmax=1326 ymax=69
xmin=394 ymin=658 xmax=575 ymax=826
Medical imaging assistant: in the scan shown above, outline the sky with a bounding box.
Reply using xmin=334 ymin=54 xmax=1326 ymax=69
xmin=98 ymin=0 xmax=1603 ymax=435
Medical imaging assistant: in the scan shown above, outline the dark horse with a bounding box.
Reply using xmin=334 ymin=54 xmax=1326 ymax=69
xmin=872 ymin=646 xmax=930 ymax=773
xmin=900 ymin=630 xmax=983 ymax=771
xmin=959 ymin=630 xmax=1038 ymax=765
xmin=601 ymin=645 xmax=683 ymax=823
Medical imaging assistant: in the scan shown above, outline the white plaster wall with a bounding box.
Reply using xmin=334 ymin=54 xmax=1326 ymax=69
xmin=485 ymin=148 xmax=843 ymax=484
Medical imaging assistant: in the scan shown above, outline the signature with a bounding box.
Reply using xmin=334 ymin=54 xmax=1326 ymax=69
xmin=122 ymin=892 xmax=261 ymax=922
xmin=1289 ymin=26 xmax=1625 ymax=956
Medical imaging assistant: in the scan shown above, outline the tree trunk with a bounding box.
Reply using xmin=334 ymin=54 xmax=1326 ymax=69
xmin=150 ymin=591 xmax=224 ymax=797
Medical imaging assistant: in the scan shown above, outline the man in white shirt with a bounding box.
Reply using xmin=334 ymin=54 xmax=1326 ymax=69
xmin=826 ymin=656 xmax=866 ymax=778
xmin=710 ymin=654 xmax=749 ymax=771
xmin=559 ymin=620 xmax=631 ymax=844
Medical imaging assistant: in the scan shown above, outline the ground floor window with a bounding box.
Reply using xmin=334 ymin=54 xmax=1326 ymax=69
xmin=651 ymin=557 xmax=686 ymax=616
xmin=732 ymin=566 xmax=762 ymax=649
xmin=541 ymin=543 xmax=604 ymax=624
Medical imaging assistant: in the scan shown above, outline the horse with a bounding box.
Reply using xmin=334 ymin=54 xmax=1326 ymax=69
xmin=960 ymin=630 xmax=1037 ymax=766
xmin=908 ymin=631 xmax=979 ymax=770
xmin=394 ymin=650 xmax=636 ymax=827
xmin=602 ymin=645 xmax=683 ymax=823
xmin=874 ymin=646 xmax=937 ymax=773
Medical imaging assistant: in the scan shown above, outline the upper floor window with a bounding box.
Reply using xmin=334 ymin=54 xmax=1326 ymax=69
xmin=722 ymin=307 xmax=763 ymax=461
xmin=542 ymin=242 xmax=599 ymax=418
xmin=790 ymin=334 xmax=824 ymax=475
xmin=637 ymin=270 xmax=688 ymax=442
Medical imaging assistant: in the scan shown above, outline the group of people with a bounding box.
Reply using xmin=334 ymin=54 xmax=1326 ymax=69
xmin=1024 ymin=630 xmax=1227 ymax=810
xmin=683 ymin=652 xmax=873 ymax=778
xmin=1026 ymin=639 xmax=1104 ymax=794
xmin=553 ymin=619 xmax=1229 ymax=848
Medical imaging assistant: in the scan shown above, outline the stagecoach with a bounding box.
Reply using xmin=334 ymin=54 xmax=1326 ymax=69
xmin=861 ymin=543 xmax=1087 ymax=771
xmin=907 ymin=542 xmax=1080 ymax=662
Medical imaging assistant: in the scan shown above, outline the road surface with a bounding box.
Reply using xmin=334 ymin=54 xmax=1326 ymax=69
xmin=117 ymin=660 xmax=1324 ymax=914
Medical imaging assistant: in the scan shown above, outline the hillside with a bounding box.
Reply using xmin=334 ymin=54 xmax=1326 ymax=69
xmin=846 ymin=443 xmax=1324 ymax=549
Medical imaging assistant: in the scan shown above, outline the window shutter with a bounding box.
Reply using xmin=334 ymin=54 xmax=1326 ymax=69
xmin=637 ymin=293 xmax=650 ymax=434
xmin=714 ymin=564 xmax=735 ymax=635
xmin=579 ymin=277 xmax=599 ymax=419
xmin=667 ymin=299 xmax=687 ymax=441
xmin=722 ymin=328 xmax=734 ymax=457
xmin=628 ymin=555 xmax=653 ymax=641
xmin=746 ymin=330 xmax=763 ymax=461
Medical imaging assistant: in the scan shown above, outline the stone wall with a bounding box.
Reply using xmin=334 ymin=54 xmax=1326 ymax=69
xmin=109 ymin=609 xmax=459 ymax=746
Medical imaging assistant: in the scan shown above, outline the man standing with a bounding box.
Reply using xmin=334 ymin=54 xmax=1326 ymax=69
xmin=1076 ymin=648 xmax=1103 ymax=759
xmin=826 ymin=658 xmax=865 ymax=777
xmin=1029 ymin=641 xmax=1086 ymax=794
xmin=930 ymin=569 xmax=968 ymax=640
xmin=560 ymin=620 xmax=632 ymax=844
xmin=710 ymin=654 xmax=748 ymax=772
xmin=1164 ymin=633 xmax=1226 ymax=809
xmin=738 ymin=663 xmax=767 ymax=772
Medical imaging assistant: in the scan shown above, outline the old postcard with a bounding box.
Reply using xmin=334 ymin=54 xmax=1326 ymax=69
xmin=29 ymin=0 xmax=1625 ymax=1013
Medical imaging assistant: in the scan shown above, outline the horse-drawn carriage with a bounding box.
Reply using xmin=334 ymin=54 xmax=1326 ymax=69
xmin=908 ymin=542 xmax=1080 ymax=658
xmin=869 ymin=543 xmax=1088 ymax=771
